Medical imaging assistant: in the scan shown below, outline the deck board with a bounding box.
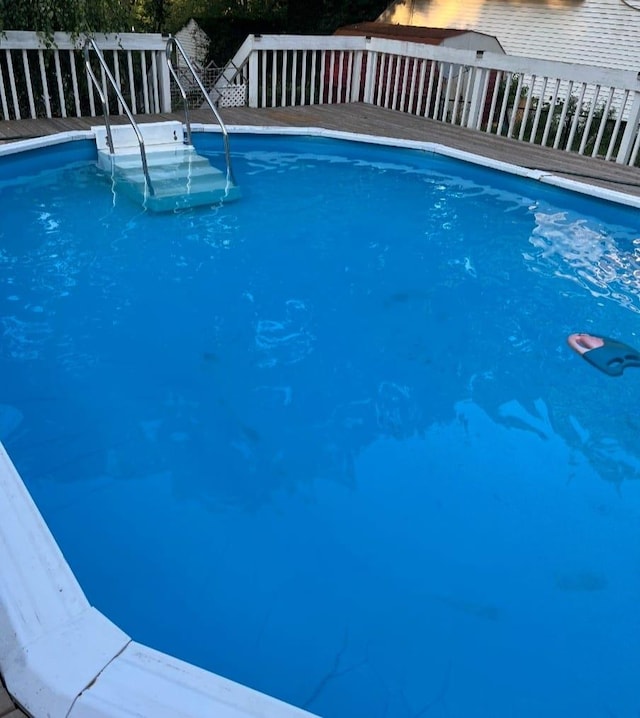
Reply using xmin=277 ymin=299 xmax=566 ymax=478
xmin=0 ymin=103 xmax=639 ymax=198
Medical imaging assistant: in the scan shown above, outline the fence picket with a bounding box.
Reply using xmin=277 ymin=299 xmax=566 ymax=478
xmin=99 ymin=60 xmax=109 ymax=115
xmin=319 ymin=50 xmax=326 ymax=104
xmin=540 ymin=78 xmax=560 ymax=146
xmin=345 ymin=51 xmax=354 ymax=102
xmin=566 ymin=83 xmax=586 ymax=151
xmin=606 ymin=89 xmax=628 ymax=160
xmin=126 ymin=50 xmax=137 ymax=114
xmin=69 ymin=50 xmax=81 ymax=117
xmin=292 ymin=50 xmax=299 ymax=106
xmin=441 ymin=65 xmax=453 ymax=121
xmin=518 ymin=74 xmax=535 ymax=140
xmin=112 ymin=50 xmax=123 ymax=114
xmin=372 ymin=54 xmax=383 ymax=106
xmin=22 ymin=50 xmax=35 ymax=117
xmin=337 ymin=51 xmax=345 ymax=102
xmin=528 ymin=76 xmax=547 ymax=143
xmin=37 ymin=50 xmax=51 ymax=118
xmin=300 ymin=51 xmax=307 ymax=105
xmin=507 ymin=73 xmax=524 ymax=137
xmin=380 ymin=55 xmax=390 ymax=107
xmin=497 ymin=72 xmax=512 ymax=135
xmin=407 ymin=58 xmax=418 ymax=113
xmin=451 ymin=65 xmax=464 ymax=124
xmin=310 ymin=51 xmax=317 ymax=105
xmin=592 ymin=86 xmax=615 ymax=158
xmin=424 ymin=60 xmax=436 ymax=119
xmin=579 ymin=85 xmax=600 ymax=155
xmin=260 ymin=50 xmax=266 ymax=107
xmin=53 ymin=50 xmax=66 ymax=118
xmin=552 ymin=79 xmax=573 ymax=149
xmin=629 ymin=124 xmax=640 ymax=165
xmin=460 ymin=67 xmax=473 ymax=125
xmin=432 ymin=65 xmax=445 ymax=121
xmin=281 ymin=50 xmax=288 ymax=106
xmin=140 ymin=51 xmax=150 ymax=113
xmin=0 ymin=61 xmax=9 ymax=120
xmin=415 ymin=60 xmax=427 ymax=116
xmin=475 ymin=69 xmax=491 ymax=130
xmin=6 ymin=51 xmax=20 ymax=119
xmin=150 ymin=50 xmax=159 ymax=112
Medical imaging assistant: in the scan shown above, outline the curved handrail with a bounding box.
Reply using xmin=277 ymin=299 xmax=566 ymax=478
xmin=83 ymin=37 xmax=154 ymax=196
xmin=165 ymin=36 xmax=235 ymax=185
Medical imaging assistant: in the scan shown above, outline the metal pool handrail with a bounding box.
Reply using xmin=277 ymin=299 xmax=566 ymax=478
xmin=165 ymin=36 xmax=235 ymax=185
xmin=83 ymin=37 xmax=154 ymax=196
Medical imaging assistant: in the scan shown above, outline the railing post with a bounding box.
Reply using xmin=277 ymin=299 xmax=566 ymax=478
xmin=350 ymin=50 xmax=363 ymax=102
xmin=157 ymin=47 xmax=172 ymax=112
xmin=362 ymin=39 xmax=375 ymax=105
xmin=617 ymin=86 xmax=640 ymax=164
xmin=248 ymin=49 xmax=259 ymax=108
xmin=465 ymin=62 xmax=487 ymax=129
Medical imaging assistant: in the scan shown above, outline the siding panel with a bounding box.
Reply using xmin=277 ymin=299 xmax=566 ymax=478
xmin=380 ymin=0 xmax=640 ymax=73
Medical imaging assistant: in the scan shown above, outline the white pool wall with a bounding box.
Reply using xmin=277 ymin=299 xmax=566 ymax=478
xmin=214 ymin=124 xmax=640 ymax=210
xmin=0 ymin=445 xmax=317 ymax=718
xmin=1 ymin=125 xmax=639 ymax=718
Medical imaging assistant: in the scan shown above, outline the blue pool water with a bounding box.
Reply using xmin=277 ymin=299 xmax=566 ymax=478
xmin=1 ymin=135 xmax=640 ymax=717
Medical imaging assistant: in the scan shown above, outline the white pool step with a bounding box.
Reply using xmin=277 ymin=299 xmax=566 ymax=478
xmin=91 ymin=121 xmax=239 ymax=211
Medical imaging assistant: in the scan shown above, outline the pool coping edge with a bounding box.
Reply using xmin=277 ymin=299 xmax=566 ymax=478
xmin=2 ymin=124 xmax=639 ymax=209
xmin=207 ymin=123 xmax=640 ymax=210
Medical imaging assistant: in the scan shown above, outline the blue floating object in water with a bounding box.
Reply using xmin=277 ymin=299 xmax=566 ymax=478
xmin=571 ymin=335 xmax=640 ymax=377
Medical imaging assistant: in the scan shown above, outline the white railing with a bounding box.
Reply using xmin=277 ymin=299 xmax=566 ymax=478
xmin=2 ymin=30 xmax=640 ymax=167
xmin=225 ymin=34 xmax=640 ymax=166
xmin=0 ymin=30 xmax=171 ymax=120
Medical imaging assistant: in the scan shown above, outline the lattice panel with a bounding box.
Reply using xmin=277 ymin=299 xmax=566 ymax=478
xmin=217 ymin=84 xmax=247 ymax=108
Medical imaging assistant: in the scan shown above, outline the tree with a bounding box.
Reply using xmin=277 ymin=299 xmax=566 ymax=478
xmin=134 ymin=0 xmax=175 ymax=32
xmin=287 ymin=0 xmax=388 ymax=33
xmin=0 ymin=0 xmax=135 ymax=35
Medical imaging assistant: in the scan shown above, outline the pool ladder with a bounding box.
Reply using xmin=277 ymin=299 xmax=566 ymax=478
xmin=83 ymin=37 xmax=155 ymax=195
xmin=165 ymin=36 xmax=236 ymax=187
xmin=83 ymin=36 xmax=238 ymax=210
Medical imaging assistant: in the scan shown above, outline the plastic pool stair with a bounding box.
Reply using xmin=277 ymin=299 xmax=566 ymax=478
xmin=92 ymin=121 xmax=240 ymax=211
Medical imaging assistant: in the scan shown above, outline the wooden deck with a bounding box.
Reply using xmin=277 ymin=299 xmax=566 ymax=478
xmin=1 ymin=103 xmax=639 ymax=199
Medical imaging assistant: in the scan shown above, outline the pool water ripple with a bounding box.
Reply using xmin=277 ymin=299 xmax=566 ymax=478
xmin=1 ymin=136 xmax=640 ymax=718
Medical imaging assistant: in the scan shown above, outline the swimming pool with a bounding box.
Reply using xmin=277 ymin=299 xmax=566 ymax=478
xmin=1 ymin=129 xmax=640 ymax=718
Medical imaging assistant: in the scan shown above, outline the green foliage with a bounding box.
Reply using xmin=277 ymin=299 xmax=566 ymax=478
xmin=167 ymin=0 xmax=387 ymax=64
xmin=286 ymin=0 xmax=387 ymax=34
xmin=133 ymin=0 xmax=172 ymax=32
xmin=167 ymin=1 xmax=213 ymax=32
xmin=0 ymin=0 xmax=134 ymax=34
xmin=492 ymin=77 xmax=620 ymax=158
xmin=0 ymin=0 xmax=388 ymax=37
xmin=191 ymin=15 xmax=285 ymax=65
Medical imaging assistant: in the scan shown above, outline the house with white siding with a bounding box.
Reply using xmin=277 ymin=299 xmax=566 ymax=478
xmin=174 ymin=18 xmax=210 ymax=69
xmin=377 ymin=0 xmax=640 ymax=72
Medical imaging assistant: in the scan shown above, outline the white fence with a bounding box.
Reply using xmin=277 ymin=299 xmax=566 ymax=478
xmin=1 ymin=30 xmax=640 ymax=166
xmin=0 ymin=31 xmax=171 ymax=120
xmin=225 ymin=34 xmax=640 ymax=166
